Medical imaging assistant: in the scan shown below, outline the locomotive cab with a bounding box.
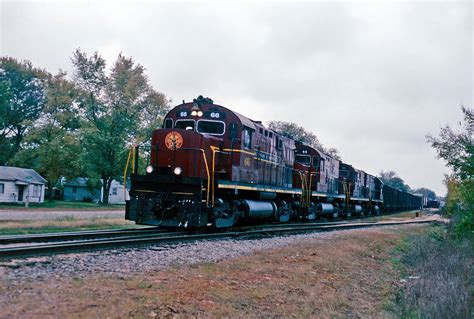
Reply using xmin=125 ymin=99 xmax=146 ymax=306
xmin=126 ymin=128 xmax=219 ymax=228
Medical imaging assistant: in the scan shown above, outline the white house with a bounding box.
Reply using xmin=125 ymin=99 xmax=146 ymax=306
xmin=0 ymin=166 xmax=46 ymax=204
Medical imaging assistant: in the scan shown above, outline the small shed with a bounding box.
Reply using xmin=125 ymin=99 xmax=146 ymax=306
xmin=0 ymin=166 xmax=47 ymax=203
xmin=106 ymin=180 xmax=129 ymax=204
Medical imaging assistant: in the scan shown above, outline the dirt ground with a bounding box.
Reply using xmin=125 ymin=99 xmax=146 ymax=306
xmin=0 ymin=209 xmax=124 ymax=221
xmin=0 ymin=224 xmax=431 ymax=318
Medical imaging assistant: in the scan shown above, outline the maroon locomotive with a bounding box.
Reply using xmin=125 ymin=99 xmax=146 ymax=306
xmin=125 ymin=96 xmax=419 ymax=228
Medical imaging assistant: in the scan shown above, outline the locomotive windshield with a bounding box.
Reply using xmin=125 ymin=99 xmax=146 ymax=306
xmin=197 ymin=120 xmax=225 ymax=135
xmin=175 ymin=120 xmax=195 ymax=130
xmin=295 ymin=155 xmax=311 ymax=165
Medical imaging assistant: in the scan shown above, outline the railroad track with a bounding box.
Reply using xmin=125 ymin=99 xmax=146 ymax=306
xmin=0 ymin=209 xmax=417 ymax=245
xmin=0 ymin=227 xmax=165 ymax=244
xmin=0 ymin=219 xmax=437 ymax=259
xmin=0 ymin=218 xmax=374 ymax=245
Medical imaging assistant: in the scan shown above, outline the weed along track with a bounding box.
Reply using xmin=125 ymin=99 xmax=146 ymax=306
xmin=0 ymin=219 xmax=438 ymax=259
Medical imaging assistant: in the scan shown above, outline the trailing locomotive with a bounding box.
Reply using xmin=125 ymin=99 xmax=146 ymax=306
xmin=125 ymin=96 xmax=422 ymax=228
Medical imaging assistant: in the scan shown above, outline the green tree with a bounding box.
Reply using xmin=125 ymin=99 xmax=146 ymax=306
xmin=427 ymin=106 xmax=473 ymax=235
xmin=413 ymin=187 xmax=437 ymax=200
xmin=268 ymin=120 xmax=341 ymax=160
xmin=11 ymin=71 xmax=81 ymax=201
xmin=71 ymin=49 xmax=170 ymax=204
xmin=427 ymin=106 xmax=473 ymax=180
xmin=0 ymin=57 xmax=47 ymax=164
xmin=379 ymin=170 xmax=411 ymax=192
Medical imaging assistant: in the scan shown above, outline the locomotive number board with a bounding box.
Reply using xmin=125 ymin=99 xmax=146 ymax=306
xmin=176 ymin=110 xmax=227 ymax=119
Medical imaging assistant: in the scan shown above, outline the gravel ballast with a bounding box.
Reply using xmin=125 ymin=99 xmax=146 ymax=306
xmin=0 ymin=225 xmax=420 ymax=283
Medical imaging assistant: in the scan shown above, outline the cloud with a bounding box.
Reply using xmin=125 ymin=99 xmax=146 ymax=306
xmin=1 ymin=1 xmax=472 ymax=195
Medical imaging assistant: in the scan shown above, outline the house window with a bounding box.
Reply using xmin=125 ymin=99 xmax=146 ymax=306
xmin=33 ymin=185 xmax=39 ymax=197
xmin=0 ymin=183 xmax=4 ymax=193
xmin=112 ymin=188 xmax=118 ymax=195
xmin=72 ymin=186 xmax=77 ymax=194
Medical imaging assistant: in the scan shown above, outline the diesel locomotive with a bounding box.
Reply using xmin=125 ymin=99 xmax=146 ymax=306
xmin=125 ymin=96 xmax=422 ymax=228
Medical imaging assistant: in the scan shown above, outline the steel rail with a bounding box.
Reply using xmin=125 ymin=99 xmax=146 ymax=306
xmin=0 ymin=219 xmax=437 ymax=259
xmin=0 ymin=227 xmax=166 ymax=244
xmin=0 ymin=210 xmax=423 ymax=245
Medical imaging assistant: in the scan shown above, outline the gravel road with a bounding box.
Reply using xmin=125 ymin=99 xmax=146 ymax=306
xmin=0 ymin=209 xmax=124 ymax=221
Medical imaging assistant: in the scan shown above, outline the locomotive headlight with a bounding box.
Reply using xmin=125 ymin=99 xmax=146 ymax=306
xmin=173 ymin=166 xmax=182 ymax=175
xmin=191 ymin=110 xmax=198 ymax=116
xmin=197 ymin=111 xmax=203 ymax=117
xmin=146 ymin=165 xmax=154 ymax=173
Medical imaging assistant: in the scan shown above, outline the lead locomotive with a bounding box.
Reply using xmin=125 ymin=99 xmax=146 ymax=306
xmin=125 ymin=96 xmax=422 ymax=228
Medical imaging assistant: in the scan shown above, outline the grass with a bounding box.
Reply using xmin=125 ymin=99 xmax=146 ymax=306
xmin=0 ymin=218 xmax=139 ymax=235
xmin=0 ymin=200 xmax=124 ymax=210
xmin=394 ymin=225 xmax=474 ymax=318
xmin=365 ymin=210 xmax=423 ymax=222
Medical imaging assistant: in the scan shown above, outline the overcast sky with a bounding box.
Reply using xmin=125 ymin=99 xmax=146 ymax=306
xmin=1 ymin=0 xmax=472 ymax=195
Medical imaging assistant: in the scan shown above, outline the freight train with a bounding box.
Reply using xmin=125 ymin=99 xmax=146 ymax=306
xmin=125 ymin=96 xmax=422 ymax=228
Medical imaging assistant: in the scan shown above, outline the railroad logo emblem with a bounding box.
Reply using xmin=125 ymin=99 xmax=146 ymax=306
xmin=165 ymin=131 xmax=184 ymax=150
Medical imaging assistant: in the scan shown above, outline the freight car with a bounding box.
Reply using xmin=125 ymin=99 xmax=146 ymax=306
xmin=125 ymin=96 xmax=422 ymax=228
xmin=382 ymin=184 xmax=423 ymax=212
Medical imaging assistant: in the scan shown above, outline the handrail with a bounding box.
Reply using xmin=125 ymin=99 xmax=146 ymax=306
xmin=199 ymin=149 xmax=211 ymax=207
xmin=123 ymin=146 xmax=134 ymax=199
xmin=210 ymin=146 xmax=220 ymax=207
xmin=132 ymin=146 xmax=136 ymax=174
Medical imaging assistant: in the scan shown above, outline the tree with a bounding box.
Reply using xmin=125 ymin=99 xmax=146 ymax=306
xmin=12 ymin=71 xmax=81 ymax=201
xmin=268 ymin=120 xmax=341 ymax=160
xmin=71 ymin=49 xmax=170 ymax=204
xmin=427 ymin=106 xmax=473 ymax=180
xmin=413 ymin=187 xmax=437 ymax=200
xmin=0 ymin=57 xmax=47 ymax=164
xmin=379 ymin=170 xmax=411 ymax=192
xmin=427 ymin=105 xmax=473 ymax=235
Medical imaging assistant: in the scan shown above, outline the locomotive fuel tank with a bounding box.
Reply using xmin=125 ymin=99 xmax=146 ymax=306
xmin=239 ymin=200 xmax=277 ymax=220
xmin=352 ymin=205 xmax=363 ymax=215
xmin=373 ymin=205 xmax=380 ymax=214
xmin=317 ymin=203 xmax=338 ymax=218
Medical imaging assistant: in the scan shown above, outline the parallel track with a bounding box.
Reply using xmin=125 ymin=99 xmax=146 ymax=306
xmin=0 ymin=219 xmax=436 ymax=259
xmin=0 ymin=210 xmax=422 ymax=245
xmin=0 ymin=227 xmax=164 ymax=244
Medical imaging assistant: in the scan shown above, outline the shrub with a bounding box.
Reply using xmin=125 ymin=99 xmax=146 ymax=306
xmin=399 ymin=232 xmax=473 ymax=318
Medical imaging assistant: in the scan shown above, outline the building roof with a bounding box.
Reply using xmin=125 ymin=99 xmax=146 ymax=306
xmin=64 ymin=177 xmax=95 ymax=188
xmin=0 ymin=166 xmax=47 ymax=185
xmin=63 ymin=177 xmax=126 ymax=188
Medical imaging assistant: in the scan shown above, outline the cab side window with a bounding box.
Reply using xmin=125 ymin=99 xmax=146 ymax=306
xmin=243 ymin=128 xmax=252 ymax=149
xmin=312 ymin=156 xmax=320 ymax=168
xmin=164 ymin=118 xmax=173 ymax=128
xmin=229 ymin=122 xmax=238 ymax=139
